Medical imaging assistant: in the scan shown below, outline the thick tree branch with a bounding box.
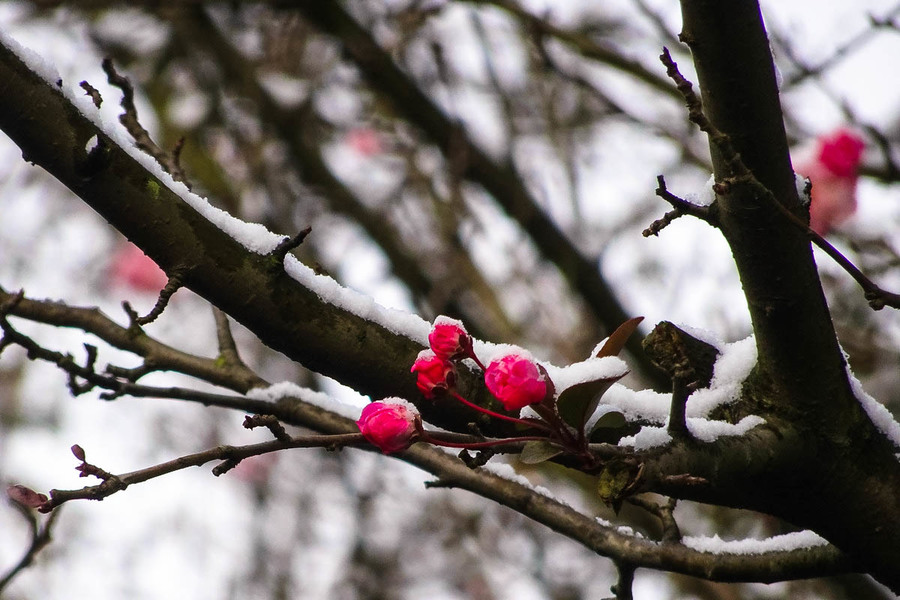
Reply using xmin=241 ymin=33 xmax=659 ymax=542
xmin=676 ymin=0 xmax=900 ymax=589
xmin=290 ymin=0 xmax=666 ymax=388
xmin=0 ymin=37 xmax=517 ymax=435
xmin=0 ymin=285 xmax=264 ymax=392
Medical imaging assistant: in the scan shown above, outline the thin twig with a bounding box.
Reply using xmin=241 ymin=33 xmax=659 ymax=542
xmin=212 ymin=307 xmax=249 ymax=370
xmin=270 ymin=226 xmax=312 ymax=268
xmin=124 ymin=266 xmax=187 ymax=326
xmin=644 ymin=175 xmax=717 ymax=236
xmin=40 ymin=433 xmax=366 ymax=513
xmin=611 ymin=561 xmax=636 ymax=600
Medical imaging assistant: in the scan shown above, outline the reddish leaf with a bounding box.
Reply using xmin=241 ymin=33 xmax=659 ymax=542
xmin=595 ymin=316 xmax=645 ymax=358
xmin=7 ymin=484 xmax=48 ymax=509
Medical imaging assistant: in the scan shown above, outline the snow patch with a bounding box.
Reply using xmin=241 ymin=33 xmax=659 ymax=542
xmin=846 ymin=366 xmax=900 ymax=450
xmin=618 ymin=425 xmax=672 ymax=451
xmin=687 ymin=415 xmax=766 ymax=443
xmin=682 ymin=530 xmax=828 ymax=555
xmin=544 ymin=356 xmax=629 ymax=395
xmin=479 ymin=461 xmax=560 ymax=503
xmin=682 ymin=174 xmax=716 ymax=207
xmin=247 ymin=381 xmax=363 ymax=421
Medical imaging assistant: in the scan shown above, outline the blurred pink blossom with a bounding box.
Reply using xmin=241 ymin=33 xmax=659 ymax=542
xmin=794 ymin=129 xmax=865 ymax=235
xmin=356 ymin=400 xmax=418 ymax=454
xmin=346 ymin=127 xmax=382 ymax=157
xmin=109 ymin=242 xmax=168 ymax=292
xmin=484 ymin=354 xmax=547 ymax=411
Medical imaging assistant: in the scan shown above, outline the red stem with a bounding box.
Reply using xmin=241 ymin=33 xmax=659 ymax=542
xmin=451 ymin=391 xmax=551 ymax=431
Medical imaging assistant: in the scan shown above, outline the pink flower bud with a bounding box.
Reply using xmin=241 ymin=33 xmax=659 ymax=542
xmin=428 ymin=317 xmax=469 ymax=360
xmin=356 ymin=400 xmax=419 ymax=454
xmin=411 ymin=351 xmax=456 ymax=398
xmin=484 ymin=354 xmax=548 ymax=411
xmin=795 ymin=129 xmax=864 ymax=235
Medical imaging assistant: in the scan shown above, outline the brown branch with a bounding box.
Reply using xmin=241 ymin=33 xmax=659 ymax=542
xmin=270 ymin=226 xmax=312 ymax=268
xmin=460 ymin=0 xmax=682 ymax=103
xmin=627 ymin=495 xmax=682 ymax=543
xmin=123 ymin=267 xmax=187 ymax=326
xmin=0 ymin=285 xmax=265 ymax=393
xmin=610 ymin=561 xmax=636 ymax=600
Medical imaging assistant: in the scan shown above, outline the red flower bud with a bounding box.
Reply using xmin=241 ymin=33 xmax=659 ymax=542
xmin=411 ymin=351 xmax=456 ymax=398
xmin=356 ymin=400 xmax=418 ymax=454
xmin=484 ymin=353 xmax=548 ymax=411
xmin=428 ymin=317 xmax=469 ymax=360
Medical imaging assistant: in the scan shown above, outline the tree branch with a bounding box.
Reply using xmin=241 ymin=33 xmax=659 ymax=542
xmin=291 ymin=0 xmax=666 ymax=388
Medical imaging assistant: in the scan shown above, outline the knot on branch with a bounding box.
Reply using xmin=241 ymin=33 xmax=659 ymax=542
xmin=642 ymin=322 xmax=719 ymax=388
xmin=643 ymin=322 xmax=720 ymax=437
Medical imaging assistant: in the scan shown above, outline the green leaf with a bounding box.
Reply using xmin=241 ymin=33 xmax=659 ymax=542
xmin=556 ymin=375 xmax=622 ymax=430
xmin=590 ymin=410 xmax=626 ymax=432
xmin=519 ymin=440 xmax=564 ymax=464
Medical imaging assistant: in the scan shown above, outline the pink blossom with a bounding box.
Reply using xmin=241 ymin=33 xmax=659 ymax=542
xmin=411 ymin=351 xmax=456 ymax=398
xmin=794 ymin=129 xmax=865 ymax=235
xmin=428 ymin=318 xmax=469 ymax=360
xmin=356 ymin=400 xmax=418 ymax=454
xmin=109 ymin=242 xmax=168 ymax=292
xmin=484 ymin=354 xmax=548 ymax=411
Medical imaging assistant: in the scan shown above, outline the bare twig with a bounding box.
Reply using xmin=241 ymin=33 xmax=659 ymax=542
xmin=779 ymin=4 xmax=900 ymax=88
xmin=101 ymin=58 xmax=192 ymax=188
xmin=644 ymin=175 xmax=717 ymax=236
xmin=40 ymin=432 xmax=366 ymax=513
xmin=244 ymin=413 xmax=292 ymax=442
xmin=610 ymin=561 xmax=636 ymax=600
xmin=0 ymin=286 xmax=265 ymax=393
xmin=124 ymin=266 xmax=187 ymax=327
xmin=270 ymin=226 xmax=312 ymax=268
xmin=212 ymin=307 xmax=249 ymax=371
xmin=79 ymin=80 xmax=102 ymax=108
